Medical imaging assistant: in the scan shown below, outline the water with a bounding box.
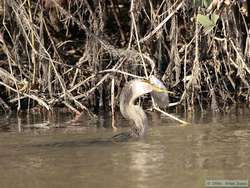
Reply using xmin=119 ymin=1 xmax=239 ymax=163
xmin=0 ymin=108 xmax=250 ymax=188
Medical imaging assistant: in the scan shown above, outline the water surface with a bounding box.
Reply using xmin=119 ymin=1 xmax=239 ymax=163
xmin=0 ymin=108 xmax=249 ymax=188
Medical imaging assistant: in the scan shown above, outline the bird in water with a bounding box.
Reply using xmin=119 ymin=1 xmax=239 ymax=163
xmin=112 ymin=76 xmax=169 ymax=142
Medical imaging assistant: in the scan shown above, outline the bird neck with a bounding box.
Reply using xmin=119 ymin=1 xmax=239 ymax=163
xmin=129 ymin=105 xmax=148 ymax=137
xmin=119 ymin=80 xmax=152 ymax=138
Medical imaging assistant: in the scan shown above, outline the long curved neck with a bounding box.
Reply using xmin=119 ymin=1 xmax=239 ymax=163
xmin=129 ymin=105 xmax=148 ymax=137
xmin=119 ymin=80 xmax=151 ymax=137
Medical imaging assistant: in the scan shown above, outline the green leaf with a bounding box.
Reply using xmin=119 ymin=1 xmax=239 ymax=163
xmin=211 ymin=14 xmax=219 ymax=24
xmin=197 ymin=13 xmax=219 ymax=35
xmin=204 ymin=25 xmax=215 ymax=35
xmin=192 ymin=0 xmax=213 ymax=7
xmin=197 ymin=14 xmax=212 ymax=27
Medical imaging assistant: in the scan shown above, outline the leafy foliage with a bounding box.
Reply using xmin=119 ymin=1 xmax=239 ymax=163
xmin=193 ymin=0 xmax=213 ymax=7
xmin=197 ymin=13 xmax=219 ymax=34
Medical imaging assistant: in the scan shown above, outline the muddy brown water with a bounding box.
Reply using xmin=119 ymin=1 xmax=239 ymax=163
xmin=0 ymin=108 xmax=249 ymax=188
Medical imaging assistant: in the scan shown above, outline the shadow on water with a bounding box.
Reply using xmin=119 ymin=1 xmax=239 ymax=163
xmin=29 ymin=135 xmax=135 ymax=148
xmin=29 ymin=138 xmax=113 ymax=148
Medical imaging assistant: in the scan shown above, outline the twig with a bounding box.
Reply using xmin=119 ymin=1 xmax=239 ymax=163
xmin=139 ymin=1 xmax=183 ymax=43
xmin=99 ymin=69 xmax=144 ymax=79
xmin=111 ymin=77 xmax=117 ymax=129
xmin=0 ymin=80 xmax=50 ymax=110
xmin=24 ymin=122 xmax=50 ymax=129
xmin=229 ymin=38 xmax=250 ymax=74
xmin=130 ymin=0 xmax=149 ymax=78
xmin=62 ymin=101 xmax=81 ymax=115
xmin=0 ymin=34 xmax=21 ymax=111
xmin=0 ymin=97 xmax=11 ymax=112
xmin=153 ymin=106 xmax=189 ymax=125
xmin=110 ymin=0 xmax=126 ymax=42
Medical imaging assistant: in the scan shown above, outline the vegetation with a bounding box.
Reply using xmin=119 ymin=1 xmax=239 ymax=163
xmin=0 ymin=0 xmax=250 ymax=116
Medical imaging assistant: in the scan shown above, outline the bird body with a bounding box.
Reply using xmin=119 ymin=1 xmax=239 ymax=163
xmin=113 ymin=78 xmax=169 ymax=141
xmin=119 ymin=80 xmax=152 ymax=138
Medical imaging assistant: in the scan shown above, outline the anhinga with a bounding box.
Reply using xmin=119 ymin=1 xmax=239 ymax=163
xmin=112 ymin=76 xmax=169 ymax=141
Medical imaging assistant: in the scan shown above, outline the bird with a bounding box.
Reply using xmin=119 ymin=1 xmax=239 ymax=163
xmin=112 ymin=77 xmax=169 ymax=142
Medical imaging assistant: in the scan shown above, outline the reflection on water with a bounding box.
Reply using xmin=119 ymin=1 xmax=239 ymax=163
xmin=0 ymin=107 xmax=250 ymax=188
